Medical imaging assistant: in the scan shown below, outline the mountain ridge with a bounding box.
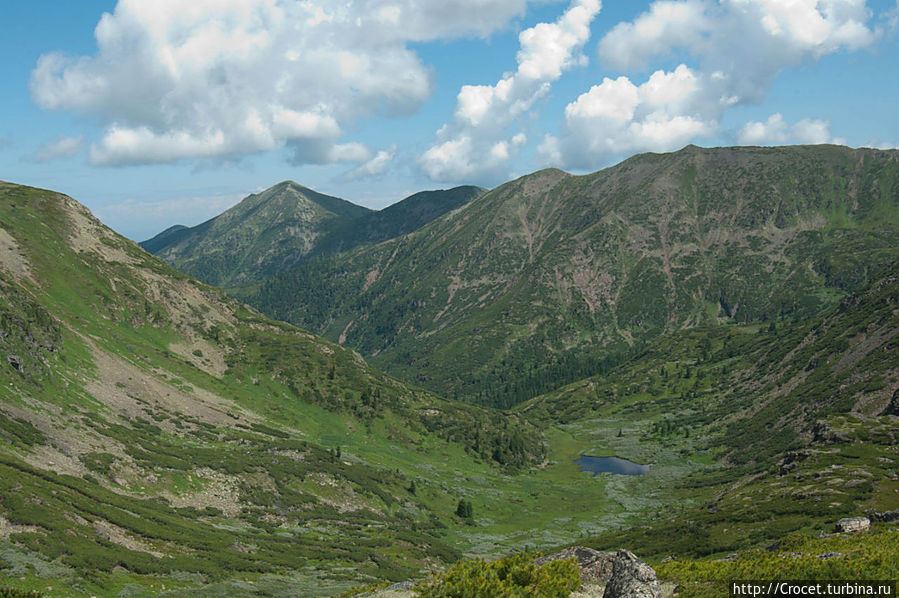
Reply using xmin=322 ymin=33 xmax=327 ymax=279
xmin=241 ymin=144 xmax=899 ymax=406
xmin=141 ymin=181 xmax=484 ymax=289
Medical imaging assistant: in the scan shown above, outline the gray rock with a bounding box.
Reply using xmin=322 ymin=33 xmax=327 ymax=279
xmin=385 ymin=581 xmax=416 ymax=591
xmin=834 ymin=517 xmax=870 ymax=533
xmin=535 ymin=546 xmax=618 ymax=584
xmin=867 ymin=509 xmax=899 ymax=523
xmin=816 ymin=552 xmax=843 ymax=560
xmin=881 ymin=388 xmax=899 ymax=416
xmin=812 ymin=421 xmax=850 ymax=445
xmin=602 ymin=549 xmax=661 ymax=598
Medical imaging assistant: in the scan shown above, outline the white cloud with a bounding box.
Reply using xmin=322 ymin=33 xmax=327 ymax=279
xmin=340 ymin=145 xmax=397 ymax=181
xmin=541 ymin=63 xmax=715 ymax=169
xmin=737 ymin=113 xmax=788 ymax=144
xmin=542 ymin=0 xmax=881 ymax=170
xmin=599 ymin=0 xmax=878 ymax=72
xmin=31 ymin=0 xmax=536 ymax=168
xmin=791 ymin=118 xmax=838 ymax=144
xmin=737 ymin=113 xmax=842 ymax=145
xmin=598 ymin=0 xmax=709 ymax=71
xmin=566 ymin=76 xmax=640 ymax=122
xmin=30 ymin=135 xmax=85 ymax=162
xmin=420 ymin=0 xmax=601 ymax=182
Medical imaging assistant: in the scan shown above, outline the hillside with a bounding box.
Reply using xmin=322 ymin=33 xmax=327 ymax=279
xmin=142 ymin=183 xmax=484 ymax=289
xmin=0 ymin=181 xmax=544 ymax=596
xmin=310 ymin=185 xmax=486 ymax=258
xmin=2 ymin=178 xmax=896 ymax=596
xmin=242 ymin=145 xmax=899 ymax=406
xmin=518 ymin=261 xmax=899 ymax=558
xmin=140 ymin=181 xmax=371 ymax=287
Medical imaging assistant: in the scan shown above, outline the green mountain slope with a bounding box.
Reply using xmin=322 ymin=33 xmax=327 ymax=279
xmin=519 ymin=261 xmax=899 ymax=559
xmin=310 ymin=185 xmax=485 ymax=257
xmin=140 ymin=181 xmax=371 ymax=287
xmin=142 ymin=183 xmax=484 ymax=290
xmin=0 ymin=181 xmax=543 ymax=596
xmin=243 ymin=145 xmax=899 ymax=406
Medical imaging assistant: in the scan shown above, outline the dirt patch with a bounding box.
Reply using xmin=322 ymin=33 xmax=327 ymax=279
xmin=363 ymin=267 xmax=381 ymax=292
xmin=835 ymin=326 xmax=899 ymax=375
xmin=61 ymin=196 xmax=137 ymax=265
xmin=82 ymin=336 xmax=257 ymax=430
xmin=0 ymin=227 xmax=37 ymax=285
xmin=0 ymin=515 xmax=43 ymax=539
xmin=434 ymin=276 xmax=461 ymax=321
xmin=338 ymin=319 xmax=354 ymax=345
xmin=93 ymin=519 xmax=166 ymax=558
xmin=162 ymin=467 xmax=243 ymax=517
xmin=169 ymin=338 xmax=227 ymax=378
xmin=22 ymin=444 xmax=89 ymax=478
xmin=304 ymin=472 xmax=381 ymax=514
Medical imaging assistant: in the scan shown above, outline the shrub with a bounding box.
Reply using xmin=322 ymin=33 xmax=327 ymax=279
xmin=416 ymin=552 xmax=580 ymax=598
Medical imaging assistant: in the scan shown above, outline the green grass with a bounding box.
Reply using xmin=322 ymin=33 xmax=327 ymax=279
xmin=657 ymin=527 xmax=899 ymax=598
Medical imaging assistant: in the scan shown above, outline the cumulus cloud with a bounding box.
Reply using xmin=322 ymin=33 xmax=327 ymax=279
xmin=420 ymin=0 xmax=601 ymax=182
xmin=540 ymin=64 xmax=715 ymax=169
xmin=340 ymin=145 xmax=397 ymax=181
xmin=31 ymin=0 xmax=535 ymax=167
xmin=541 ymin=0 xmax=881 ymax=170
xmin=738 ymin=113 xmax=844 ymax=145
xmin=597 ymin=1 xmax=709 ymax=71
xmin=737 ymin=113 xmax=789 ymax=144
xmin=29 ymin=135 xmax=85 ymax=162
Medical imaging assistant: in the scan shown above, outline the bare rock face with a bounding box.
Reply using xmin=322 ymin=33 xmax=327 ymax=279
xmin=602 ymin=549 xmax=662 ymax=598
xmin=812 ymin=421 xmax=850 ymax=445
xmin=882 ymin=388 xmax=899 ymax=416
xmin=834 ymin=517 xmax=871 ymax=533
xmin=535 ymin=546 xmax=617 ymax=584
xmin=867 ymin=509 xmax=899 ymax=523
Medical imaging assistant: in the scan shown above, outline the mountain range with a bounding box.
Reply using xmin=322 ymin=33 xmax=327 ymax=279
xmin=2 ymin=144 xmax=898 ymax=596
xmin=140 ymin=182 xmax=484 ymax=288
xmin=221 ymin=145 xmax=899 ymax=407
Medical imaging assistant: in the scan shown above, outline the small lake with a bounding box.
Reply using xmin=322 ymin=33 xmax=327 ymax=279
xmin=575 ymin=455 xmax=650 ymax=476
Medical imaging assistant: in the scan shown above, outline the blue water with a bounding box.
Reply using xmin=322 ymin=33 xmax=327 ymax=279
xmin=575 ymin=455 xmax=649 ymax=476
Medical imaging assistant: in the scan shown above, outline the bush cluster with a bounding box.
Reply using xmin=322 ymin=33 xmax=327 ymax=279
xmin=416 ymin=552 xmax=580 ymax=598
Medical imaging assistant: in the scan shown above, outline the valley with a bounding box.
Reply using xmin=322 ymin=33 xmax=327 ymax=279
xmin=1 ymin=145 xmax=897 ymax=596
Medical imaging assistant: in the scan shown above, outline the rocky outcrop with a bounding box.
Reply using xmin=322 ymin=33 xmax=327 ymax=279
xmin=812 ymin=421 xmax=850 ymax=445
xmin=866 ymin=509 xmax=899 ymax=523
xmin=881 ymin=389 xmax=899 ymax=416
xmin=534 ymin=546 xmax=662 ymax=597
xmin=602 ymin=549 xmax=662 ymax=598
xmin=834 ymin=517 xmax=870 ymax=533
xmin=535 ymin=546 xmax=617 ymax=584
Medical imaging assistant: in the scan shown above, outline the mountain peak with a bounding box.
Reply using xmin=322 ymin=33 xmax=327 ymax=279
xmin=138 ymin=182 xmax=370 ymax=287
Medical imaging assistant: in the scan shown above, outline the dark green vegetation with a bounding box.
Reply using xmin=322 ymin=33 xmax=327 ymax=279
xmin=141 ymin=182 xmax=483 ymax=288
xmin=0 ymin=181 xmax=538 ymax=596
xmin=656 ymin=526 xmax=899 ymax=598
xmin=415 ymin=551 xmax=581 ymax=598
xmin=238 ymin=145 xmax=899 ymax=407
xmin=140 ymin=181 xmax=370 ymax=287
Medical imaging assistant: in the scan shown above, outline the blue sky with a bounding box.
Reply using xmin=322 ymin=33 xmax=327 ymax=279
xmin=1 ymin=0 xmax=897 ymax=241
